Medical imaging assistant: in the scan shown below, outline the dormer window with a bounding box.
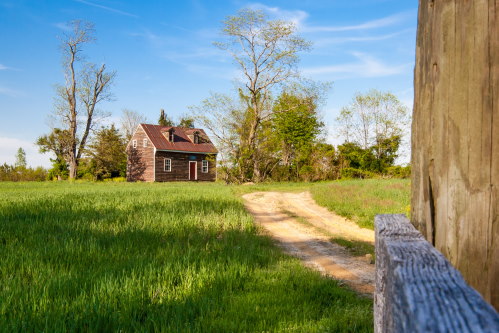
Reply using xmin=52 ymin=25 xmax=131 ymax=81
xmin=193 ymin=131 xmax=200 ymax=144
xmin=163 ymin=128 xmax=175 ymax=142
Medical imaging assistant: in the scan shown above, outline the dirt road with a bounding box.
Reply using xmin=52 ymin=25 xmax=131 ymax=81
xmin=242 ymin=191 xmax=375 ymax=295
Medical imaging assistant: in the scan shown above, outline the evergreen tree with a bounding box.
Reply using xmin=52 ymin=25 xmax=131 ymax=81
xmin=14 ymin=147 xmax=27 ymax=169
xmin=87 ymin=125 xmax=127 ymax=180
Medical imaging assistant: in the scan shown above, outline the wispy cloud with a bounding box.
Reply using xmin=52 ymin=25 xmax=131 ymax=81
xmin=245 ymin=4 xmax=413 ymax=34
xmin=302 ymin=52 xmax=411 ymax=79
xmin=0 ymin=86 xmax=25 ymax=97
xmin=73 ymin=0 xmax=138 ymax=18
xmin=130 ymin=30 xmax=169 ymax=48
xmin=247 ymin=3 xmax=309 ymax=27
xmin=302 ymin=11 xmax=415 ymax=32
xmin=314 ymin=29 xmax=414 ymax=47
xmin=0 ymin=63 xmax=18 ymax=71
xmin=53 ymin=22 xmax=72 ymax=31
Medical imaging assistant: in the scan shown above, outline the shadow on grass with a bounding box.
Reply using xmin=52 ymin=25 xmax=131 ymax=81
xmin=1 ymin=195 xmax=373 ymax=332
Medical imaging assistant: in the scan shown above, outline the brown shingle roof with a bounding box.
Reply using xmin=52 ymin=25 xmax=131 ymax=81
xmin=140 ymin=124 xmax=218 ymax=154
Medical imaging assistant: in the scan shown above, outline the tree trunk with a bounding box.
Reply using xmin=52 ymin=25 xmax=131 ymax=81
xmin=411 ymin=0 xmax=498 ymax=310
xmin=68 ymin=154 xmax=78 ymax=179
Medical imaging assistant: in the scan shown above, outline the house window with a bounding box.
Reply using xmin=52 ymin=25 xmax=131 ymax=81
xmin=202 ymin=160 xmax=208 ymax=173
xmin=194 ymin=131 xmax=199 ymax=144
xmin=164 ymin=158 xmax=172 ymax=172
xmin=132 ymin=140 xmax=137 ymax=148
xmin=143 ymin=138 xmax=148 ymax=147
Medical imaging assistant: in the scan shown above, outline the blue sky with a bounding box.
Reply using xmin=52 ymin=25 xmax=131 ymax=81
xmin=0 ymin=0 xmax=418 ymax=167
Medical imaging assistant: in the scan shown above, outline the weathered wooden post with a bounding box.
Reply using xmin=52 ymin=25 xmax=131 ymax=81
xmin=411 ymin=0 xmax=498 ymax=310
xmin=375 ymin=215 xmax=499 ymax=332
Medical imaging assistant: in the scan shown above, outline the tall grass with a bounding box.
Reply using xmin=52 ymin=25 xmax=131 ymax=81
xmin=310 ymin=179 xmax=411 ymax=229
xmin=0 ymin=182 xmax=372 ymax=332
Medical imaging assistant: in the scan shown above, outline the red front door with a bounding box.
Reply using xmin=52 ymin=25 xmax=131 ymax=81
xmin=189 ymin=161 xmax=197 ymax=180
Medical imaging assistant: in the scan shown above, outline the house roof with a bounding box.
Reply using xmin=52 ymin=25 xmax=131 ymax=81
xmin=139 ymin=124 xmax=218 ymax=154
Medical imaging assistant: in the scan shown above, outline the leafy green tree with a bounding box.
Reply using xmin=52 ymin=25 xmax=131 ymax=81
xmin=214 ymin=9 xmax=311 ymax=181
xmin=337 ymin=142 xmax=374 ymax=170
xmin=158 ymin=109 xmax=174 ymax=127
xmin=47 ymin=160 xmax=69 ymax=180
xmin=270 ymin=92 xmax=324 ymax=180
xmin=370 ymin=135 xmax=401 ymax=172
xmin=37 ymin=128 xmax=71 ymax=180
xmin=178 ymin=117 xmax=195 ymax=128
xmin=87 ymin=125 xmax=127 ymax=180
xmin=14 ymin=147 xmax=27 ymax=169
xmin=272 ymin=93 xmax=323 ymax=159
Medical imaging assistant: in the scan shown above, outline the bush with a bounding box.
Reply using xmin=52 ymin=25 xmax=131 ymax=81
xmin=385 ymin=165 xmax=411 ymax=178
xmin=103 ymin=177 xmax=126 ymax=182
xmin=0 ymin=164 xmax=47 ymax=181
xmin=340 ymin=167 xmax=375 ymax=179
xmin=299 ymin=165 xmax=314 ymax=182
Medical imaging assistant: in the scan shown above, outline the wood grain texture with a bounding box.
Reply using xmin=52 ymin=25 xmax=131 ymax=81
xmin=412 ymin=0 xmax=498 ymax=309
xmin=155 ymin=151 xmax=216 ymax=182
xmin=375 ymin=215 xmax=499 ymax=333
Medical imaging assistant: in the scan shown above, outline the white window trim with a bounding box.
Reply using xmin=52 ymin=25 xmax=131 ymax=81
xmin=132 ymin=140 xmax=137 ymax=148
xmin=164 ymin=158 xmax=172 ymax=172
xmin=143 ymin=138 xmax=148 ymax=147
xmin=202 ymin=160 xmax=208 ymax=173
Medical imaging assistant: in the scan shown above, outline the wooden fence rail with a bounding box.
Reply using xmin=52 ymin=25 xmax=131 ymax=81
xmin=374 ymin=214 xmax=499 ymax=333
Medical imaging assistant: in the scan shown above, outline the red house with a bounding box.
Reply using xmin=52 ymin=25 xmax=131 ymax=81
xmin=126 ymin=124 xmax=218 ymax=182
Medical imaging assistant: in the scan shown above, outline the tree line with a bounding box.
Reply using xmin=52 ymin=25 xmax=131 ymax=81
xmin=13 ymin=10 xmax=410 ymax=182
xmin=191 ymin=9 xmax=410 ymax=183
xmin=0 ymin=148 xmax=47 ymax=181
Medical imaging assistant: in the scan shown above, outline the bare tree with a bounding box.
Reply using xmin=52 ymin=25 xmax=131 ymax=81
xmin=214 ymin=9 xmax=311 ymax=181
xmin=190 ymin=92 xmax=245 ymax=181
xmin=120 ymin=109 xmax=147 ymax=141
xmin=51 ymin=20 xmax=115 ymax=179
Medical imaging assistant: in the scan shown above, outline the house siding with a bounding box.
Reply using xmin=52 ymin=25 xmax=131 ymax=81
xmin=155 ymin=151 xmax=216 ymax=182
xmin=127 ymin=126 xmax=155 ymax=181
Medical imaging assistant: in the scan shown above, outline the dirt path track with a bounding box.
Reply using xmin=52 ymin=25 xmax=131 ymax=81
xmin=242 ymin=191 xmax=375 ymax=295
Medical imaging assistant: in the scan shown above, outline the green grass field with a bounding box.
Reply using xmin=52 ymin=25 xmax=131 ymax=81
xmin=310 ymin=179 xmax=411 ymax=229
xmin=0 ymin=182 xmax=373 ymax=332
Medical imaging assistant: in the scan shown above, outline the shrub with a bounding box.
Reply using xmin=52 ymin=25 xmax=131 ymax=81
xmin=340 ymin=167 xmax=375 ymax=179
xmin=385 ymin=165 xmax=411 ymax=178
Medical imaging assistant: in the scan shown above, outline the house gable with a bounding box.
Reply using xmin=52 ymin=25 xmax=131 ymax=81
xmin=126 ymin=125 xmax=155 ymax=181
